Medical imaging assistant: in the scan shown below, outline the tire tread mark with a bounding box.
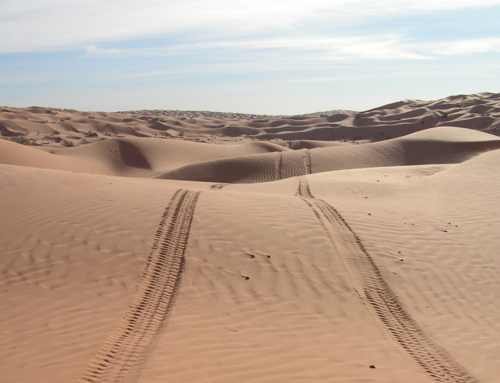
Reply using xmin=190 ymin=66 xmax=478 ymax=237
xmin=296 ymin=176 xmax=477 ymax=383
xmin=303 ymin=149 xmax=312 ymax=175
xmin=275 ymin=152 xmax=283 ymax=181
xmin=79 ymin=189 xmax=201 ymax=383
xmin=211 ymin=183 xmax=228 ymax=190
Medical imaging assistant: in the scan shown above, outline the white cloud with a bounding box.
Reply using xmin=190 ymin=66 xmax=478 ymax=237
xmin=476 ymin=73 xmax=500 ymax=78
xmin=83 ymin=34 xmax=500 ymax=65
xmin=85 ymin=46 xmax=121 ymax=56
xmin=2 ymin=0 xmax=500 ymax=52
xmin=417 ymin=37 xmax=500 ymax=56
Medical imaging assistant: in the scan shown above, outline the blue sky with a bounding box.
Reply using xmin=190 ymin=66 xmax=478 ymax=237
xmin=1 ymin=0 xmax=500 ymax=114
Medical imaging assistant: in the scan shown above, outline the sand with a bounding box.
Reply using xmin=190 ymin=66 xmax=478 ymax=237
xmin=1 ymin=92 xmax=500 ymax=383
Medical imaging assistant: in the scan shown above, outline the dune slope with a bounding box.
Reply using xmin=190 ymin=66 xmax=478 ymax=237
xmin=157 ymin=127 xmax=500 ymax=183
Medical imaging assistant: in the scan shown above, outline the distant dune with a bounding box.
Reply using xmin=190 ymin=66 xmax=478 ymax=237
xmin=1 ymin=92 xmax=499 ymax=149
xmin=1 ymin=93 xmax=499 ymax=383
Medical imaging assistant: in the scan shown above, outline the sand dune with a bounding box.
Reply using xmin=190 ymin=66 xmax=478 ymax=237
xmin=1 ymin=93 xmax=500 ymax=383
xmin=1 ymin=92 xmax=499 ymax=149
xmin=0 ymin=138 xmax=288 ymax=177
xmin=158 ymin=127 xmax=500 ymax=183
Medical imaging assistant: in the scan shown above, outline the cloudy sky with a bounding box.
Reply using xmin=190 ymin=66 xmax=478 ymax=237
xmin=1 ymin=0 xmax=500 ymax=114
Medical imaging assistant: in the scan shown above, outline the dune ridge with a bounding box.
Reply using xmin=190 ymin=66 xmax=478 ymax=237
xmin=157 ymin=127 xmax=500 ymax=183
xmin=1 ymin=92 xmax=500 ymax=149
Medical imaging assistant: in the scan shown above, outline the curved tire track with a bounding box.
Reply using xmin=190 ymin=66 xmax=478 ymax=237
xmin=79 ymin=189 xmax=201 ymax=383
xmin=296 ymin=176 xmax=477 ymax=383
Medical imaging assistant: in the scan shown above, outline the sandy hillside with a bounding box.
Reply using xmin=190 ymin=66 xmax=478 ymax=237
xmin=1 ymin=93 xmax=500 ymax=383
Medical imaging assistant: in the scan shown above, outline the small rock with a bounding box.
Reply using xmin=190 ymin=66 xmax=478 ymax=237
xmin=369 ymin=365 xmax=376 ymax=369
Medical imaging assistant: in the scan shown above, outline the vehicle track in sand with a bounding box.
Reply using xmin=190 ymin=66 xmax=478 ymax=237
xmin=210 ymin=183 xmax=228 ymax=190
xmin=303 ymin=149 xmax=312 ymax=175
xmin=296 ymin=176 xmax=477 ymax=383
xmin=79 ymin=189 xmax=201 ymax=383
xmin=275 ymin=152 xmax=283 ymax=181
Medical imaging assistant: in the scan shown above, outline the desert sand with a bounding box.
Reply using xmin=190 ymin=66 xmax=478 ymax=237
xmin=1 ymin=92 xmax=500 ymax=383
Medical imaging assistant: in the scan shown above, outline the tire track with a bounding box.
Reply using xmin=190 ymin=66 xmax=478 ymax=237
xmin=303 ymin=149 xmax=312 ymax=175
xmin=79 ymin=189 xmax=201 ymax=383
xmin=210 ymin=183 xmax=228 ymax=190
xmin=296 ymin=176 xmax=477 ymax=383
xmin=275 ymin=152 xmax=283 ymax=181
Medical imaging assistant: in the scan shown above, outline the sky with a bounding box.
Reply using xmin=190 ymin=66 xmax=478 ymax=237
xmin=1 ymin=0 xmax=500 ymax=115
